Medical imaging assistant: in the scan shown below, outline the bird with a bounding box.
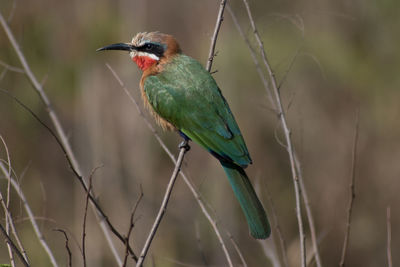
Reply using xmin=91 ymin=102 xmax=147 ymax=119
xmin=97 ymin=32 xmax=270 ymax=239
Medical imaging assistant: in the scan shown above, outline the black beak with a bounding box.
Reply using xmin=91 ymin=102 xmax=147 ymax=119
xmin=96 ymin=43 xmax=136 ymax=52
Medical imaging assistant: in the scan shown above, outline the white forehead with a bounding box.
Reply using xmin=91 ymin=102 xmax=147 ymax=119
xmin=131 ymin=32 xmax=150 ymax=47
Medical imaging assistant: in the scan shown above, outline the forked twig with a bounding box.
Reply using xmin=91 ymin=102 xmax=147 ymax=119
xmin=339 ymin=110 xmax=359 ymax=267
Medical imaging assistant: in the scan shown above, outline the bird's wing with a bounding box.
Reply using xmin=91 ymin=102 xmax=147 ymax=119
xmin=144 ymin=55 xmax=251 ymax=167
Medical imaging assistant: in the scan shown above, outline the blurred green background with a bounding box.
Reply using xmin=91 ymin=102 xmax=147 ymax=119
xmin=0 ymin=0 xmax=399 ymax=266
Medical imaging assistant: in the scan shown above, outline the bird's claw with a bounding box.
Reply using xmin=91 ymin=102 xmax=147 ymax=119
xmin=179 ymin=140 xmax=190 ymax=151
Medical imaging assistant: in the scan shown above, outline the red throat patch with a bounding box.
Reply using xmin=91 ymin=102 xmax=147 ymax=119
xmin=132 ymin=56 xmax=157 ymax=71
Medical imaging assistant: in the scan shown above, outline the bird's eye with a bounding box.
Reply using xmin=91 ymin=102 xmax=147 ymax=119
xmin=144 ymin=43 xmax=152 ymax=49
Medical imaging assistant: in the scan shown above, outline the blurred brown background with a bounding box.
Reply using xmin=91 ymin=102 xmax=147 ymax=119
xmin=0 ymin=0 xmax=399 ymax=266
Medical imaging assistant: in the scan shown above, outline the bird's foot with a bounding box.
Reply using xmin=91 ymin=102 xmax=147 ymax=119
xmin=179 ymin=140 xmax=191 ymax=151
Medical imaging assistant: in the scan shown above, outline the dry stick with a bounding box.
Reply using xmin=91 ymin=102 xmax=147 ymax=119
xmin=227 ymin=5 xmax=277 ymax=112
xmin=226 ymin=231 xmax=248 ymax=267
xmin=0 ymin=11 xmax=125 ymax=265
xmin=0 ymin=223 xmax=30 ymax=267
xmin=386 ymin=206 xmax=392 ymax=267
xmin=240 ymin=1 xmax=306 ymax=266
xmin=264 ymin=184 xmax=289 ymax=267
xmin=106 ymin=64 xmax=233 ymax=267
xmin=339 ymin=110 xmax=359 ymax=267
xmin=82 ymin=168 xmax=96 ymax=267
xmin=0 ymin=88 xmax=138 ymax=263
xmin=0 ymin=136 xmax=17 ymax=267
xmin=136 ymin=144 xmax=189 ymax=267
xmin=206 ymin=0 xmax=227 ymax=72
xmin=54 ymin=229 xmax=72 ymax=267
xmin=296 ymin=156 xmax=322 ymax=267
xmin=0 ymin=163 xmax=59 ymax=267
xmin=123 ymin=187 xmax=144 ymax=267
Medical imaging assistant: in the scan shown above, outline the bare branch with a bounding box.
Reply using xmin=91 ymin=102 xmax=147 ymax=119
xmin=387 ymin=206 xmax=392 ymax=267
xmin=54 ymin=229 xmax=72 ymax=267
xmin=0 ymin=88 xmax=137 ymax=263
xmin=226 ymin=231 xmax=248 ymax=267
xmin=239 ymin=1 xmax=307 ymax=265
xmin=0 ymin=223 xmax=30 ymax=267
xmin=0 ymin=60 xmax=24 ymax=73
xmin=206 ymin=0 xmax=227 ymax=72
xmin=136 ymin=143 xmax=190 ymax=267
xmin=227 ymin=5 xmax=277 ymax=111
xmin=264 ymin=183 xmax=288 ymax=267
xmin=339 ymin=110 xmax=359 ymax=267
xmin=123 ymin=186 xmax=144 ymax=267
xmin=0 ymin=161 xmax=58 ymax=267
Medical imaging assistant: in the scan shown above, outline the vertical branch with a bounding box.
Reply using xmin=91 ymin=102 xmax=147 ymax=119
xmin=123 ymin=187 xmax=143 ymax=267
xmin=386 ymin=206 xmax=392 ymax=267
xmin=239 ymin=1 xmax=306 ymax=266
xmin=136 ymin=144 xmax=189 ymax=267
xmin=339 ymin=110 xmax=359 ymax=267
xmin=0 ymin=10 xmax=125 ymax=265
xmin=229 ymin=6 xmax=323 ymax=266
xmin=206 ymin=0 xmax=227 ymax=72
xmin=264 ymin=184 xmax=289 ymax=267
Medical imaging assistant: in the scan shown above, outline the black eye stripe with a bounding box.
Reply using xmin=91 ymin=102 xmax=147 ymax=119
xmin=137 ymin=42 xmax=165 ymax=58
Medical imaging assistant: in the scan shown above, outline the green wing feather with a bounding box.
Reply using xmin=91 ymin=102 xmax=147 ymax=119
xmin=144 ymin=54 xmax=251 ymax=167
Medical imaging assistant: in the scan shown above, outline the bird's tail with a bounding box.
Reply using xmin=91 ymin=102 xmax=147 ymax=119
xmin=221 ymin=162 xmax=270 ymax=239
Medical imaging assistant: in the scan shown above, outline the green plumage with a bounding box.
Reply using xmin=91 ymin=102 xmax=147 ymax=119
xmin=144 ymin=54 xmax=270 ymax=239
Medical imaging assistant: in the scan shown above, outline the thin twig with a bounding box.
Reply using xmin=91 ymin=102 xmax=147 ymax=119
xmin=386 ymin=206 xmax=392 ymax=267
xmin=296 ymin=156 xmax=322 ymax=267
xmin=0 ymin=162 xmax=59 ymax=267
xmin=123 ymin=186 xmax=144 ymax=267
xmin=264 ymin=183 xmax=289 ymax=267
xmin=82 ymin=167 xmax=98 ymax=267
xmin=54 ymin=229 xmax=72 ymax=267
xmin=227 ymin=5 xmax=277 ymax=112
xmin=206 ymin=0 xmax=227 ymax=72
xmin=0 ymin=11 xmax=124 ymax=265
xmin=0 ymin=88 xmax=138 ymax=263
xmin=0 ymin=135 xmax=17 ymax=267
xmin=240 ymin=1 xmax=306 ymax=266
xmin=194 ymin=222 xmax=208 ymax=265
xmin=339 ymin=110 xmax=359 ymax=267
xmin=0 ymin=60 xmax=24 ymax=73
xmin=136 ymin=143 xmax=190 ymax=267
xmin=226 ymin=231 xmax=248 ymax=267
xmin=0 ymin=223 xmax=30 ymax=267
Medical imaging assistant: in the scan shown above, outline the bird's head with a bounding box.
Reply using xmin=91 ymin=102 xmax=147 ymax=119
xmin=97 ymin=32 xmax=181 ymax=71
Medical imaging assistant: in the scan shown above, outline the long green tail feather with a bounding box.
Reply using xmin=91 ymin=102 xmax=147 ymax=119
xmin=221 ymin=163 xmax=270 ymax=239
